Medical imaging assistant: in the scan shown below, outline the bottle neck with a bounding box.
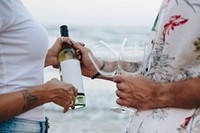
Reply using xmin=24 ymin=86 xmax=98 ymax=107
xmin=59 ymin=42 xmax=72 ymax=52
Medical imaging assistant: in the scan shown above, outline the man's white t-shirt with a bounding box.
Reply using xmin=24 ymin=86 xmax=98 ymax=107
xmin=0 ymin=0 xmax=49 ymax=121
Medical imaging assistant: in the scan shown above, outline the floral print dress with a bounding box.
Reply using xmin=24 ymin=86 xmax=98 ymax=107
xmin=128 ymin=0 xmax=200 ymax=133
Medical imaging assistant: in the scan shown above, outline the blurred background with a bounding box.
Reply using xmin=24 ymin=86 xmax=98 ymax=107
xmin=22 ymin=0 xmax=162 ymax=133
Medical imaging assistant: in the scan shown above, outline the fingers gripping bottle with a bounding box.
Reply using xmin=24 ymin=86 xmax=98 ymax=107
xmin=58 ymin=25 xmax=86 ymax=109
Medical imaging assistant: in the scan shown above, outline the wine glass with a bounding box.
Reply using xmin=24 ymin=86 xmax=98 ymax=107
xmin=88 ymin=38 xmax=146 ymax=115
xmin=88 ymin=40 xmax=119 ymax=77
xmin=118 ymin=38 xmax=145 ymax=75
xmin=110 ymin=38 xmax=146 ymax=114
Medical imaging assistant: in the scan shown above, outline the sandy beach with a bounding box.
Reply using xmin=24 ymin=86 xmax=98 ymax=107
xmin=44 ymin=67 xmax=131 ymax=133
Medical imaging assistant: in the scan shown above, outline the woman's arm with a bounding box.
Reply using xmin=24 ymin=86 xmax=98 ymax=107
xmin=72 ymin=43 xmax=115 ymax=81
xmin=0 ymin=88 xmax=46 ymax=121
xmin=0 ymin=79 xmax=77 ymax=122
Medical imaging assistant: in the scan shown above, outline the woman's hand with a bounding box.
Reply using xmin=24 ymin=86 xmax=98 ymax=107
xmin=43 ymin=78 xmax=78 ymax=112
xmin=44 ymin=37 xmax=72 ymax=68
xmin=73 ymin=43 xmax=99 ymax=78
xmin=45 ymin=36 xmax=102 ymax=78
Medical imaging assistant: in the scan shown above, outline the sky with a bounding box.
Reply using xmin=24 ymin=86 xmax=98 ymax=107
xmin=22 ymin=0 xmax=162 ymax=27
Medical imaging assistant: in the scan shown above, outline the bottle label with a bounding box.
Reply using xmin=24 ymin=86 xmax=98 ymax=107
xmin=60 ymin=59 xmax=84 ymax=93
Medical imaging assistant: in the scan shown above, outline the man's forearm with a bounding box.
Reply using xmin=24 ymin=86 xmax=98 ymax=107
xmin=161 ymin=77 xmax=200 ymax=108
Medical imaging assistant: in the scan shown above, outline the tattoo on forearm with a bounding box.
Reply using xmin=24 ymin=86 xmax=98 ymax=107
xmin=22 ymin=90 xmax=38 ymax=111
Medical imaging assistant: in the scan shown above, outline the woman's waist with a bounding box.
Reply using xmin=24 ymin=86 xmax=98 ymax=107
xmin=16 ymin=105 xmax=45 ymax=121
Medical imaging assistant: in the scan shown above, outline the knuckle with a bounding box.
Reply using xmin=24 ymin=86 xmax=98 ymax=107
xmin=115 ymin=90 xmax=120 ymax=97
xmin=52 ymin=78 xmax=58 ymax=82
xmin=56 ymin=37 xmax=61 ymax=42
xmin=67 ymin=84 xmax=75 ymax=90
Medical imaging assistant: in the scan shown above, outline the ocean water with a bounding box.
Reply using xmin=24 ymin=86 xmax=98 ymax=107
xmin=44 ymin=25 xmax=151 ymax=133
xmin=46 ymin=25 xmax=151 ymax=49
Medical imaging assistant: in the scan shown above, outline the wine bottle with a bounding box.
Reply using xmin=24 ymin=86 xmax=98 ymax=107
xmin=58 ymin=25 xmax=86 ymax=109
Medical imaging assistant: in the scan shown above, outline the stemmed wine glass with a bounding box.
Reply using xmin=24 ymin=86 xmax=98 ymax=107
xmin=118 ymin=38 xmax=145 ymax=75
xmin=111 ymin=38 xmax=146 ymax=114
xmin=88 ymin=38 xmax=146 ymax=115
xmin=88 ymin=40 xmax=119 ymax=77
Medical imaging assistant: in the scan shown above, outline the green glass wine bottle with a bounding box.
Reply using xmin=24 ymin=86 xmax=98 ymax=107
xmin=58 ymin=25 xmax=86 ymax=109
